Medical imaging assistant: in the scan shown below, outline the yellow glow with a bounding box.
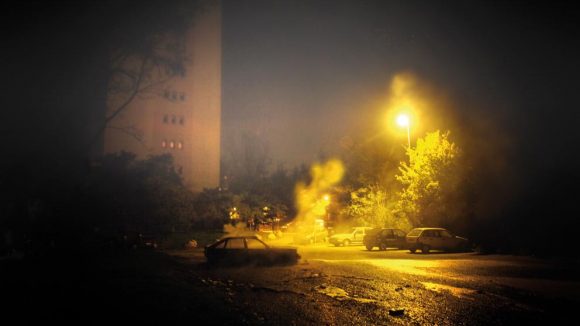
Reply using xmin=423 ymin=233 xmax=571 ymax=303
xmin=383 ymin=73 xmax=425 ymax=137
xmin=396 ymin=114 xmax=410 ymax=127
xmin=294 ymin=159 xmax=344 ymax=230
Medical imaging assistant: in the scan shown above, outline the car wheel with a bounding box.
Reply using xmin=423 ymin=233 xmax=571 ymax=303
xmin=343 ymin=239 xmax=351 ymax=246
xmin=379 ymin=243 xmax=387 ymax=251
xmin=365 ymin=244 xmax=373 ymax=251
xmin=421 ymin=244 xmax=430 ymax=254
xmin=409 ymin=248 xmax=416 ymax=254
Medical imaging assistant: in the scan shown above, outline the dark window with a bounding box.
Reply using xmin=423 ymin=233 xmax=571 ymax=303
xmin=395 ymin=230 xmax=406 ymax=237
xmin=226 ymin=238 xmax=245 ymax=249
xmin=171 ymin=115 xmax=176 ymax=124
xmin=179 ymin=117 xmax=184 ymax=125
xmin=163 ymin=115 xmax=168 ymax=123
xmin=180 ymin=93 xmax=185 ymax=101
xmin=408 ymin=229 xmax=422 ymax=237
xmin=246 ymin=238 xmax=266 ymax=249
xmin=382 ymin=229 xmax=394 ymax=238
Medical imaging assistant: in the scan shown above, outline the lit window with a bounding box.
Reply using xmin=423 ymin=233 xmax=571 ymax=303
xmin=161 ymin=140 xmax=167 ymax=148
xmin=169 ymin=141 xmax=174 ymax=149
xmin=177 ymin=141 xmax=183 ymax=149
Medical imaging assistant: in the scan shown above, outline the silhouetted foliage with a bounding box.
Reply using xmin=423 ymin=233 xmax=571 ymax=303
xmin=76 ymin=152 xmax=195 ymax=234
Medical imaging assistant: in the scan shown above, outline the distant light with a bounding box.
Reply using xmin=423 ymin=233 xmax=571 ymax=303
xmin=396 ymin=114 xmax=410 ymax=127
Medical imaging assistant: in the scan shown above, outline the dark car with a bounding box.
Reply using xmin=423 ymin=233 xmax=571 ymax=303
xmin=406 ymin=228 xmax=470 ymax=254
xmin=363 ymin=228 xmax=407 ymax=251
xmin=204 ymin=236 xmax=300 ymax=266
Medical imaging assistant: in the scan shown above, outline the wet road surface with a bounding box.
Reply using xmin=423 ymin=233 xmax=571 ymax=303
xmin=173 ymin=244 xmax=580 ymax=325
xmin=4 ymin=245 xmax=578 ymax=325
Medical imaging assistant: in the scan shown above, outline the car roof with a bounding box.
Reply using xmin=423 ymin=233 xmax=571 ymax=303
xmin=412 ymin=227 xmax=446 ymax=231
xmin=219 ymin=236 xmax=259 ymax=240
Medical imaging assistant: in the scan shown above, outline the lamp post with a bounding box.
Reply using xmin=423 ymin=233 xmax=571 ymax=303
xmin=396 ymin=114 xmax=411 ymax=148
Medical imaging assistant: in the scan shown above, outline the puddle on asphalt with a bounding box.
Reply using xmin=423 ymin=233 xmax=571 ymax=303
xmin=313 ymin=284 xmax=376 ymax=303
xmin=363 ymin=259 xmax=440 ymax=277
xmin=314 ymin=259 xmax=459 ymax=279
xmin=420 ymin=282 xmax=477 ymax=299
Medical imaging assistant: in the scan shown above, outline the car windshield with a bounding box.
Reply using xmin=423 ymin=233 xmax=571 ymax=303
xmin=407 ymin=229 xmax=422 ymax=236
xmin=441 ymin=230 xmax=453 ymax=237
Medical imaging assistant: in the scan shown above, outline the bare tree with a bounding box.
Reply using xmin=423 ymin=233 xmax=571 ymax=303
xmin=88 ymin=0 xmax=203 ymax=150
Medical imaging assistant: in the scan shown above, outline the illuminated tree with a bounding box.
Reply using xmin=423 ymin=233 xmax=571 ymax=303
xmin=343 ymin=185 xmax=411 ymax=230
xmin=395 ymin=130 xmax=462 ymax=227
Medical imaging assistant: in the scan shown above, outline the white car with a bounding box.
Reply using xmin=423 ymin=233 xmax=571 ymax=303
xmin=329 ymin=227 xmax=373 ymax=246
xmin=406 ymin=228 xmax=470 ymax=253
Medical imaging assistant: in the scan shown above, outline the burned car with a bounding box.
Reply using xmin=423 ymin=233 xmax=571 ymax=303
xmin=363 ymin=228 xmax=407 ymax=251
xmin=204 ymin=236 xmax=300 ymax=266
xmin=406 ymin=228 xmax=470 ymax=254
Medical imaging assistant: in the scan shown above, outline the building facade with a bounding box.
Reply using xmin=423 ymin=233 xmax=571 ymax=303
xmin=104 ymin=1 xmax=221 ymax=192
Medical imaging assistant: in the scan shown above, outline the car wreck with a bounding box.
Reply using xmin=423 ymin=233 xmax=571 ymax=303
xmin=204 ymin=236 xmax=300 ymax=266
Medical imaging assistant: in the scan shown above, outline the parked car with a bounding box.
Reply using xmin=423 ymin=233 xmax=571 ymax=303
xmin=406 ymin=228 xmax=470 ymax=254
xmin=293 ymin=229 xmax=328 ymax=245
xmin=363 ymin=228 xmax=407 ymax=250
xmin=204 ymin=236 xmax=300 ymax=266
xmin=329 ymin=227 xmax=373 ymax=247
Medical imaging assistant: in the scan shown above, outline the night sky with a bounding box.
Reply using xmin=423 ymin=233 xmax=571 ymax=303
xmin=2 ymin=0 xmax=579 ymax=187
xmin=222 ymin=0 xmax=580 ymax=176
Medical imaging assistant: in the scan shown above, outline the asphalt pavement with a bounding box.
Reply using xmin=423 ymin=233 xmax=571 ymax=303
xmin=172 ymin=244 xmax=580 ymax=325
xmin=4 ymin=244 xmax=578 ymax=325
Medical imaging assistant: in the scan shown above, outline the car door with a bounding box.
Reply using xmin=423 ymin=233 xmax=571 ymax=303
xmin=381 ymin=229 xmax=395 ymax=248
xmin=439 ymin=230 xmax=456 ymax=250
xmin=420 ymin=230 xmax=437 ymax=248
xmin=393 ymin=229 xmax=407 ymax=248
xmin=352 ymin=229 xmax=364 ymax=243
xmin=245 ymin=237 xmax=269 ymax=263
xmin=225 ymin=238 xmax=247 ymax=263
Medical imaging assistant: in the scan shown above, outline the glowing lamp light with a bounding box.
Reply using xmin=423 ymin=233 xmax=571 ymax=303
xmin=395 ymin=113 xmax=411 ymax=148
xmin=396 ymin=114 xmax=410 ymax=127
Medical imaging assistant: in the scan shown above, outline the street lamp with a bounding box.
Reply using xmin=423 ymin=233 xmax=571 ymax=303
xmin=396 ymin=114 xmax=411 ymax=148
